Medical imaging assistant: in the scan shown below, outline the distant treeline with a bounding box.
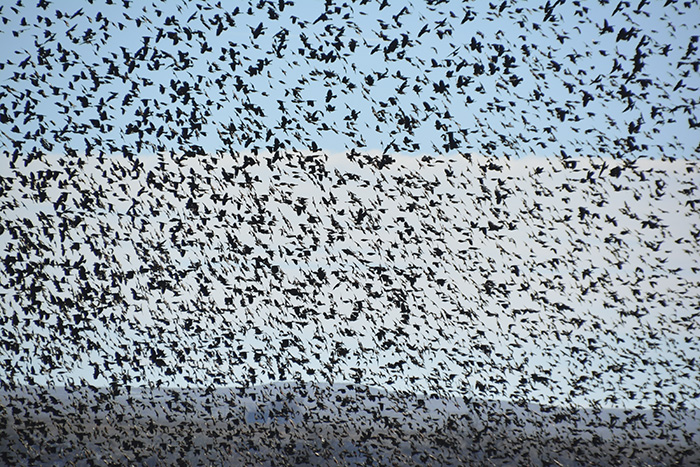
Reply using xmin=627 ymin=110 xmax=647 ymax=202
xmin=2 ymin=382 xmax=697 ymax=466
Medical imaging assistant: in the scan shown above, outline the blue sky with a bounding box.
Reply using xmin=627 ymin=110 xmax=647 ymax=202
xmin=1 ymin=0 xmax=698 ymax=158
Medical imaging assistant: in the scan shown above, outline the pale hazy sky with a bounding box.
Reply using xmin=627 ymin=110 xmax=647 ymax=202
xmin=2 ymin=151 xmax=698 ymax=410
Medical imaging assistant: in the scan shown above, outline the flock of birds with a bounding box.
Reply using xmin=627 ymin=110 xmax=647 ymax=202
xmin=2 ymin=150 xmax=700 ymax=464
xmin=1 ymin=0 xmax=699 ymax=465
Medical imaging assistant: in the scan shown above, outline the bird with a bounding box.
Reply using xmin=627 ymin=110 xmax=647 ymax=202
xmin=0 ymin=0 xmax=698 ymax=464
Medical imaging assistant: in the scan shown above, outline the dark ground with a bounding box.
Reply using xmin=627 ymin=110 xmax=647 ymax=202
xmin=1 ymin=382 xmax=697 ymax=466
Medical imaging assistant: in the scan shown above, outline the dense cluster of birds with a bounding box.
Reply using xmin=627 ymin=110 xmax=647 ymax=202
xmin=3 ymin=381 xmax=698 ymax=465
xmin=1 ymin=0 xmax=699 ymax=465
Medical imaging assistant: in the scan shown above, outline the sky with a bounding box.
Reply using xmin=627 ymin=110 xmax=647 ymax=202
xmin=0 ymin=0 xmax=699 ymax=412
xmin=1 ymin=0 xmax=699 ymax=158
xmin=2 ymin=150 xmax=698 ymax=411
